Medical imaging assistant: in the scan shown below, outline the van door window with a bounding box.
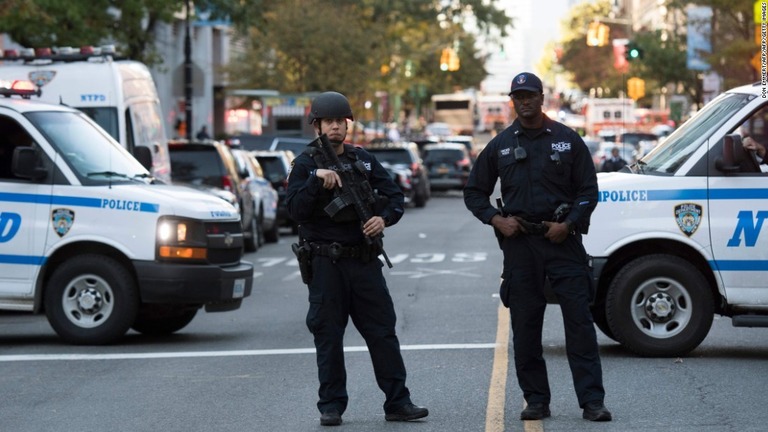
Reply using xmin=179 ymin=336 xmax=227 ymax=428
xmin=0 ymin=116 xmax=36 ymax=181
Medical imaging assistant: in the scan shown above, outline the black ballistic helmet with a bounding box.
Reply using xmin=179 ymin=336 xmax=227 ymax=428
xmin=308 ymin=91 xmax=354 ymax=124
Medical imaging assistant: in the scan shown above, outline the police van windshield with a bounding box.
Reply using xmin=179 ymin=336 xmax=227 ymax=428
xmin=639 ymin=92 xmax=754 ymax=174
xmin=26 ymin=111 xmax=150 ymax=184
xmin=76 ymin=107 xmax=119 ymax=142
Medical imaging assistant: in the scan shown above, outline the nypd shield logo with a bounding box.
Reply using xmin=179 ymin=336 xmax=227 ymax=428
xmin=28 ymin=70 xmax=56 ymax=87
xmin=52 ymin=208 xmax=75 ymax=237
xmin=674 ymin=203 xmax=702 ymax=237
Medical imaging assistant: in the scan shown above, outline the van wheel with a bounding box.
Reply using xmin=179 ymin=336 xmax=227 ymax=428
xmin=44 ymin=255 xmax=139 ymax=345
xmin=244 ymin=216 xmax=258 ymax=252
xmin=414 ymin=189 xmax=427 ymax=208
xmin=605 ymin=254 xmax=714 ymax=357
xmin=591 ymin=300 xmax=616 ymax=341
xmin=131 ymin=305 xmax=198 ymax=335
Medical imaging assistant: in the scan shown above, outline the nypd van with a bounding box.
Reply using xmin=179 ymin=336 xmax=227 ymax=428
xmin=0 ymin=45 xmax=172 ymax=183
xmin=0 ymin=81 xmax=252 ymax=345
xmin=584 ymin=82 xmax=768 ymax=357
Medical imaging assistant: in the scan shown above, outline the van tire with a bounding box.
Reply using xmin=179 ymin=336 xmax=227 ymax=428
xmin=605 ymin=254 xmax=714 ymax=357
xmin=244 ymin=216 xmax=258 ymax=252
xmin=131 ymin=306 xmax=198 ymax=335
xmin=44 ymin=255 xmax=139 ymax=345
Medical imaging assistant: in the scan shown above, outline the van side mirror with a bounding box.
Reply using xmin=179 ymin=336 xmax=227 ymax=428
xmin=12 ymin=147 xmax=48 ymax=180
xmin=133 ymin=146 xmax=153 ymax=170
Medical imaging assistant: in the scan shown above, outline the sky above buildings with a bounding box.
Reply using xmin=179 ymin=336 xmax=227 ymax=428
xmin=481 ymin=0 xmax=575 ymax=94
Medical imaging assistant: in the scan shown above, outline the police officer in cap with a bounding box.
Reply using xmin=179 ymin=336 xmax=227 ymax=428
xmin=463 ymin=72 xmax=612 ymax=422
xmin=286 ymin=91 xmax=428 ymax=426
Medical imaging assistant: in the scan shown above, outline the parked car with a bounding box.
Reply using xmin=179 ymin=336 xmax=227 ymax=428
xmin=421 ymin=142 xmax=472 ymax=191
xmin=364 ymin=142 xmax=430 ymax=207
xmin=168 ymin=139 xmax=259 ymax=251
xmin=231 ymin=148 xmax=280 ymax=244
xmin=593 ymin=142 xmax=639 ymax=170
xmin=270 ymin=136 xmax=310 ymax=157
xmin=251 ymin=150 xmax=297 ymax=233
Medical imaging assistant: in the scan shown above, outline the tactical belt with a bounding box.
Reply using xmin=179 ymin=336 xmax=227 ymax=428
xmin=310 ymin=242 xmax=364 ymax=259
xmin=518 ymin=219 xmax=549 ymax=235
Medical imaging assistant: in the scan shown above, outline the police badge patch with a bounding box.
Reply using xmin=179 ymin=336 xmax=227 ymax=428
xmin=52 ymin=208 xmax=75 ymax=237
xmin=674 ymin=203 xmax=702 ymax=237
xmin=28 ymin=71 xmax=56 ymax=87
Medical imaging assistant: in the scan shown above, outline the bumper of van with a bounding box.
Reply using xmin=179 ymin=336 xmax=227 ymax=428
xmin=133 ymin=260 xmax=254 ymax=309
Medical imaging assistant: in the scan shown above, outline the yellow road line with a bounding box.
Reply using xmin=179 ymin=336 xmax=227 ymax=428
xmin=486 ymin=300 xmax=545 ymax=432
xmin=485 ymin=301 xmax=510 ymax=432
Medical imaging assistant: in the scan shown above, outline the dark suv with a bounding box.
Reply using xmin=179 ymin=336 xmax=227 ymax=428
xmin=252 ymin=150 xmax=297 ymax=233
xmin=421 ymin=142 xmax=472 ymax=191
xmin=168 ymin=140 xmax=259 ymax=251
xmin=364 ymin=142 xmax=430 ymax=207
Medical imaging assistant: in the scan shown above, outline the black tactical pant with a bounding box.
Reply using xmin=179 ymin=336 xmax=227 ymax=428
xmin=500 ymin=233 xmax=606 ymax=408
xmin=305 ymin=255 xmax=411 ymax=415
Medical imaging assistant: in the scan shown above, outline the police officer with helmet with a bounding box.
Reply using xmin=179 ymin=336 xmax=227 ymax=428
xmin=286 ymin=91 xmax=428 ymax=426
xmin=464 ymin=72 xmax=612 ymax=422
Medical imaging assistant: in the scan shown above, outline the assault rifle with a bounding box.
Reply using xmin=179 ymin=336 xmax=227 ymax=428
xmin=313 ymin=134 xmax=393 ymax=268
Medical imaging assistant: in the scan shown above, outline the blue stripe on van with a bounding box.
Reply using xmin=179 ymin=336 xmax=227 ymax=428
xmin=0 ymin=192 xmax=159 ymax=213
xmin=645 ymin=189 xmax=768 ymax=200
xmin=710 ymin=260 xmax=768 ymax=271
xmin=0 ymin=254 xmax=46 ymax=265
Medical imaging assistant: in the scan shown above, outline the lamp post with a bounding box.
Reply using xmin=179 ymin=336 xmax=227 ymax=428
xmin=184 ymin=0 xmax=193 ymax=140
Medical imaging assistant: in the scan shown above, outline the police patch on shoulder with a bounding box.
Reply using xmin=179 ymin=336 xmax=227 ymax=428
xmin=674 ymin=203 xmax=702 ymax=237
xmin=551 ymin=141 xmax=571 ymax=152
xmin=52 ymin=208 xmax=75 ymax=237
xmin=500 ymin=147 xmax=511 ymax=156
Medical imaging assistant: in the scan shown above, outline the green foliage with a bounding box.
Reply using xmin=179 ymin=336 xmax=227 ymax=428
xmin=1 ymin=0 xmax=509 ymax=110
xmin=552 ymin=0 xmax=759 ymax=106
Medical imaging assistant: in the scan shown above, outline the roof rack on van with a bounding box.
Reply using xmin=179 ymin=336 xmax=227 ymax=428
xmin=0 ymin=79 xmax=42 ymax=99
xmin=1 ymin=45 xmax=124 ymax=63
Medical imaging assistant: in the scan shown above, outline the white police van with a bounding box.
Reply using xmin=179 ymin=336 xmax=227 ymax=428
xmin=0 ymin=45 xmax=172 ymax=183
xmin=0 ymin=80 xmax=252 ymax=345
xmin=584 ymin=82 xmax=768 ymax=357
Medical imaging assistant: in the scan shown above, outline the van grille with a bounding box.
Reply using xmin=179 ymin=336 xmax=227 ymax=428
xmin=205 ymin=221 xmax=244 ymax=265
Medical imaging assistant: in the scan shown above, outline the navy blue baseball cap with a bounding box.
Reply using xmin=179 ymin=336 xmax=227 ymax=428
xmin=508 ymin=72 xmax=543 ymax=95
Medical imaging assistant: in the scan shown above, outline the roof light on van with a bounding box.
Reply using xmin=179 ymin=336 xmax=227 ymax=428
xmin=35 ymin=47 xmax=52 ymax=57
xmin=0 ymin=79 xmax=42 ymax=99
xmin=55 ymin=46 xmax=76 ymax=55
xmin=3 ymin=49 xmax=19 ymax=58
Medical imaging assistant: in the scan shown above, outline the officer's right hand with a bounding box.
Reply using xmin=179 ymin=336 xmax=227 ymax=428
xmin=315 ymin=169 xmax=342 ymax=189
xmin=491 ymin=214 xmax=525 ymax=238
xmin=743 ymin=137 xmax=767 ymax=158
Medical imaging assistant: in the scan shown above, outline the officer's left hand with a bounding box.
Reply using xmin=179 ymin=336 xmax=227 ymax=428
xmin=363 ymin=216 xmax=385 ymax=237
xmin=542 ymin=221 xmax=568 ymax=244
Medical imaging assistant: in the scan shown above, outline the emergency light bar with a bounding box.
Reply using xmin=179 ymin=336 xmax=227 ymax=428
xmin=1 ymin=45 xmax=120 ymax=63
xmin=0 ymin=79 xmax=42 ymax=99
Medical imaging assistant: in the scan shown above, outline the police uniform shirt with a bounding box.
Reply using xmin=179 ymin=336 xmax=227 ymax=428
xmin=286 ymin=143 xmax=405 ymax=245
xmin=464 ymin=116 xmax=598 ymax=229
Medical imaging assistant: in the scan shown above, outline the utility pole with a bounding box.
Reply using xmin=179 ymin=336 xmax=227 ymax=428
xmin=184 ymin=0 xmax=193 ymax=140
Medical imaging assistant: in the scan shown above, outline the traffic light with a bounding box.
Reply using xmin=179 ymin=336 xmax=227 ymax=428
xmin=440 ymin=48 xmax=450 ymax=71
xmin=624 ymin=41 xmax=643 ymax=61
xmin=627 ymin=77 xmax=646 ymax=100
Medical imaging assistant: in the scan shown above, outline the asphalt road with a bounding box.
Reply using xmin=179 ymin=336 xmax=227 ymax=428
xmin=2 ymin=190 xmax=768 ymax=432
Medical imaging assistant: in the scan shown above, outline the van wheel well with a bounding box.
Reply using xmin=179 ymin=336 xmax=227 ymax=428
xmin=597 ymin=239 xmax=722 ymax=314
xmin=39 ymin=242 xmax=136 ymax=312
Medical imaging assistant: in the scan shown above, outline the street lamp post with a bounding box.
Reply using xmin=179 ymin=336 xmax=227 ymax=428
xmin=184 ymin=0 xmax=193 ymax=140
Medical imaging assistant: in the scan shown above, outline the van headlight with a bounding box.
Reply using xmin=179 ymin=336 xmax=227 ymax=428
xmin=156 ymin=216 xmax=207 ymax=262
